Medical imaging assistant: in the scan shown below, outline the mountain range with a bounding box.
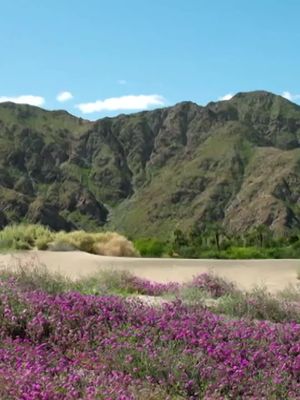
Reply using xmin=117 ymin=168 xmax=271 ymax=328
xmin=1 ymin=90 xmax=300 ymax=237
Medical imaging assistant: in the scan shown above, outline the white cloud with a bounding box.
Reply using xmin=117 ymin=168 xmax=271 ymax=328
xmin=76 ymin=94 xmax=166 ymax=114
xmin=281 ymin=91 xmax=300 ymax=101
xmin=218 ymin=93 xmax=234 ymax=101
xmin=56 ymin=91 xmax=73 ymax=102
xmin=0 ymin=95 xmax=45 ymax=107
xmin=117 ymin=80 xmax=127 ymax=85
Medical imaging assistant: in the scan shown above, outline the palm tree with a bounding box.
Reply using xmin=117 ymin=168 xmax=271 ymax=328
xmin=172 ymin=228 xmax=188 ymax=250
xmin=253 ymin=224 xmax=271 ymax=248
xmin=204 ymin=222 xmax=226 ymax=252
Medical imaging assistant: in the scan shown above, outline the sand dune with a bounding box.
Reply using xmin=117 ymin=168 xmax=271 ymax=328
xmin=0 ymin=250 xmax=299 ymax=292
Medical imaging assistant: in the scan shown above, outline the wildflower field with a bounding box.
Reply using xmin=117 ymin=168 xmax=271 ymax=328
xmin=0 ymin=266 xmax=299 ymax=399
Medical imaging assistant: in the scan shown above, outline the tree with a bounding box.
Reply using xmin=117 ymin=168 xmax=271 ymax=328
xmin=189 ymin=223 xmax=204 ymax=248
xmin=173 ymin=229 xmax=188 ymax=249
xmin=253 ymin=224 xmax=272 ymax=248
xmin=203 ymin=222 xmax=226 ymax=252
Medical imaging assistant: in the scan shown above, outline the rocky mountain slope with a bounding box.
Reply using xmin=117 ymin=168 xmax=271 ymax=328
xmin=0 ymin=91 xmax=300 ymax=237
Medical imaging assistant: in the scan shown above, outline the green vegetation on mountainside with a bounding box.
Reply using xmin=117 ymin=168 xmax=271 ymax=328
xmin=1 ymin=91 xmax=300 ymax=237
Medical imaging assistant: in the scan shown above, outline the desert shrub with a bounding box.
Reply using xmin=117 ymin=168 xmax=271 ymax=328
xmin=35 ymin=237 xmax=50 ymax=250
xmin=188 ymin=272 xmax=238 ymax=298
xmin=0 ymin=224 xmax=54 ymax=251
xmin=74 ymin=235 xmax=95 ymax=253
xmin=0 ymin=265 xmax=170 ymax=297
xmin=2 ymin=261 xmax=300 ymax=325
xmin=14 ymin=240 xmax=32 ymax=250
xmin=0 ymin=238 xmax=13 ymax=250
xmin=214 ymin=287 xmax=300 ymax=323
xmin=134 ymin=238 xmax=167 ymax=257
xmin=92 ymin=270 xmax=137 ymax=295
xmin=51 ymin=231 xmax=138 ymax=256
xmin=0 ymin=281 xmax=31 ymax=339
xmin=278 ymin=283 xmax=300 ymax=302
xmin=72 ymin=274 xmax=109 ymax=295
xmin=48 ymin=240 xmax=77 ymax=251
xmin=0 ymin=262 xmax=121 ymax=295
xmin=0 ymin=260 xmax=73 ymax=294
xmin=0 ymin=225 xmax=137 ymax=257
xmin=54 ymin=231 xmax=95 ymax=253
xmin=177 ymin=286 xmax=210 ymax=305
xmin=93 ymin=232 xmax=138 ymax=257
xmin=80 ymin=270 xmax=179 ymax=296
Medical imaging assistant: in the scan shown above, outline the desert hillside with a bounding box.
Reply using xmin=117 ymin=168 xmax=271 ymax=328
xmin=1 ymin=91 xmax=300 ymax=236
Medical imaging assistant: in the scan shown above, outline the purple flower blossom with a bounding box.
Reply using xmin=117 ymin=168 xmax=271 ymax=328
xmin=0 ymin=278 xmax=299 ymax=398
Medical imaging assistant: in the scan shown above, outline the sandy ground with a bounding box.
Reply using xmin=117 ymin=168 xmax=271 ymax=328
xmin=0 ymin=250 xmax=299 ymax=293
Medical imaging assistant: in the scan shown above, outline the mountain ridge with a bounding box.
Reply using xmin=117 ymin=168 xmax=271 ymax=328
xmin=3 ymin=89 xmax=298 ymax=122
xmin=0 ymin=91 xmax=300 ymax=237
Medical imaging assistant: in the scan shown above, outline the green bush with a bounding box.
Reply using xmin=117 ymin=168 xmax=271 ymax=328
xmin=175 ymin=245 xmax=197 ymax=258
xmin=0 ymin=224 xmax=54 ymax=251
xmin=14 ymin=240 xmax=32 ymax=250
xmin=225 ymin=246 xmax=267 ymax=259
xmin=134 ymin=238 xmax=167 ymax=257
xmin=197 ymin=249 xmax=224 ymax=258
xmin=35 ymin=237 xmax=50 ymax=250
xmin=168 ymin=225 xmax=300 ymax=259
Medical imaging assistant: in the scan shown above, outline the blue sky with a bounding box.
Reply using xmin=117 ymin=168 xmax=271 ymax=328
xmin=0 ymin=0 xmax=300 ymax=119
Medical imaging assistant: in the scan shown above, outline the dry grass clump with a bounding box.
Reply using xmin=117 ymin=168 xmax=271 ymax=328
xmin=93 ymin=232 xmax=137 ymax=256
xmin=51 ymin=231 xmax=138 ymax=257
xmin=0 ymin=258 xmax=73 ymax=294
xmin=0 ymin=224 xmax=138 ymax=257
xmin=213 ymin=285 xmax=300 ymax=323
xmin=53 ymin=231 xmax=95 ymax=253
xmin=278 ymin=283 xmax=300 ymax=302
